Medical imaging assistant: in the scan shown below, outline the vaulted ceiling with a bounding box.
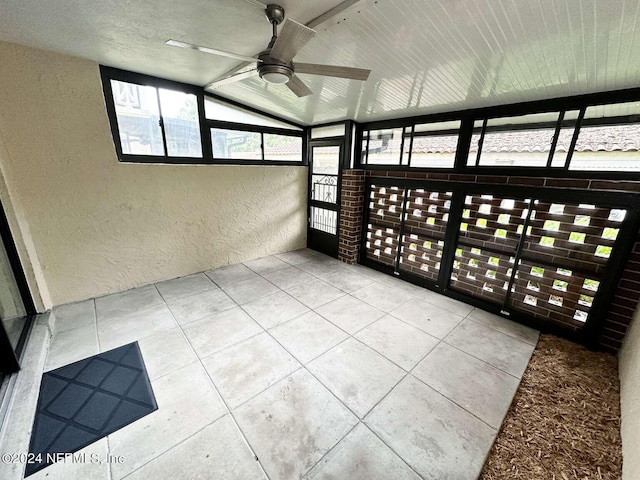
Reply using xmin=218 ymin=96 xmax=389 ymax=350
xmin=1 ymin=0 xmax=640 ymax=125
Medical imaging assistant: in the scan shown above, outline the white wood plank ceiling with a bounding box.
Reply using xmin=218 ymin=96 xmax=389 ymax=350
xmin=1 ymin=0 xmax=639 ymax=125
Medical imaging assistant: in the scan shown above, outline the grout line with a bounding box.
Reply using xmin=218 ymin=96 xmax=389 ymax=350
xmin=406 ymin=371 xmax=499 ymax=432
xmin=153 ymin=284 xmax=271 ymax=480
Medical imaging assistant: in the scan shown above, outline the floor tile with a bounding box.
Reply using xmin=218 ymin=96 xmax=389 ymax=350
xmin=97 ymin=304 xmax=176 ymax=352
xmin=244 ymin=255 xmax=290 ymax=274
xmin=165 ymin=288 xmax=236 ymax=325
xmin=125 ymin=415 xmax=263 ymax=480
xmin=444 ymin=320 xmax=536 ymax=378
xmin=109 ymin=363 xmax=227 ymax=478
xmin=29 ymin=438 xmax=108 ymax=480
xmin=52 ymin=300 xmax=95 ymax=334
xmin=137 ymin=328 xmax=198 ymax=380
xmin=421 ymin=290 xmax=475 ymax=317
xmin=155 ymin=273 xmax=216 ymax=302
xmin=270 ymin=311 xmax=348 ymax=364
xmin=285 ymin=278 xmax=345 ymax=309
xmin=205 ymin=263 xmax=259 ymax=287
xmin=315 ymin=295 xmax=385 ymax=334
xmin=304 ymin=423 xmax=420 ymax=480
xmin=275 ymin=248 xmax=322 ymax=266
xmin=221 ymin=277 xmax=280 ymax=305
xmin=298 ymin=260 xmax=347 ymax=278
xmin=234 ymin=370 xmax=358 ymax=479
xmin=341 ymin=264 xmax=391 ymax=282
xmin=376 ymin=275 xmax=426 ymax=297
xmin=467 ymin=308 xmax=539 ymax=345
xmin=355 ymin=316 xmax=440 ymax=371
xmin=390 ymin=299 xmax=464 ymax=339
xmin=94 ymin=285 xmax=164 ymax=321
xmin=242 ymin=291 xmax=309 ymax=329
xmin=308 ymin=338 xmax=405 ymax=418
xmin=366 ymin=376 xmax=496 ymax=480
xmin=321 ymin=269 xmax=375 ymax=293
xmin=413 ymin=343 xmax=520 ymax=428
xmin=261 ymin=266 xmax=316 ymax=290
xmin=351 ymin=283 xmax=414 ymax=313
xmin=182 ymin=307 xmax=262 ymax=359
xmin=202 ymin=333 xmax=300 ymax=408
xmin=45 ymin=325 xmax=98 ymax=371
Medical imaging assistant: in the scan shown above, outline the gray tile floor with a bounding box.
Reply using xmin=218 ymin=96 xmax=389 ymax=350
xmin=40 ymin=249 xmax=539 ymax=480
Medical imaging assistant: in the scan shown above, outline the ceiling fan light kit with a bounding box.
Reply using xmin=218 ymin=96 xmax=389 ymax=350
xmin=167 ymin=3 xmax=372 ymax=97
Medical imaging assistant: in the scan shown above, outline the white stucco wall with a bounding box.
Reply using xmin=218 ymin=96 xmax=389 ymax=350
xmin=619 ymin=305 xmax=640 ymax=480
xmin=0 ymin=41 xmax=307 ymax=306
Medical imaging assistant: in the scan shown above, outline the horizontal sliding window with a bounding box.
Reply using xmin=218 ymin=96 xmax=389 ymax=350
xmin=211 ymin=129 xmax=261 ymax=160
xmin=111 ymin=80 xmax=203 ymax=157
xmin=569 ymin=102 xmax=640 ymax=172
xmin=101 ymin=66 xmax=304 ymax=165
xmin=361 ymin=121 xmax=460 ymax=168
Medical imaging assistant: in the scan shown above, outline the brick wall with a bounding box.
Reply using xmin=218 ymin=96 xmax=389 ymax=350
xmin=599 ymin=237 xmax=640 ymax=353
xmin=338 ymin=170 xmax=365 ymax=264
xmin=337 ymin=168 xmax=640 ymax=352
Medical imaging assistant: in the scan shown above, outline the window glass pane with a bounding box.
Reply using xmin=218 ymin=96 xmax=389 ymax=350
xmin=550 ymin=110 xmax=579 ymax=167
xmin=467 ymin=120 xmax=483 ymax=166
xmin=158 ymin=89 xmax=202 ymax=157
xmin=411 ymin=134 xmax=457 ymax=168
xmin=569 ymin=102 xmax=640 ymax=171
xmin=111 ymin=80 xmax=164 ymax=156
xmin=264 ymin=134 xmax=303 ymax=162
xmin=311 ymin=124 xmax=346 ymax=138
xmin=205 ymin=97 xmax=301 ymax=130
xmin=478 ymin=113 xmax=559 ymax=167
xmin=367 ymin=128 xmax=403 ymax=165
xmin=211 ymin=129 xmax=261 ymax=160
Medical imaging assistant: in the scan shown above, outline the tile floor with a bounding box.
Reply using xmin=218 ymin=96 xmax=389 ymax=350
xmin=38 ymin=249 xmax=539 ymax=480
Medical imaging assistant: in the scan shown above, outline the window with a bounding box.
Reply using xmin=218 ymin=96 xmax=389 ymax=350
xmin=477 ymin=112 xmax=560 ymax=167
xmin=570 ymin=101 xmax=640 ymax=172
xmin=101 ymin=66 xmax=304 ymax=165
xmin=361 ymin=121 xmax=460 ymax=168
xmin=211 ymin=129 xmax=261 ymax=160
xmin=110 ymin=80 xmax=202 ymax=158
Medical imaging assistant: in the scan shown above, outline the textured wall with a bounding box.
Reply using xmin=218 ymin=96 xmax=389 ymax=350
xmin=619 ymin=307 xmax=640 ymax=480
xmin=0 ymin=41 xmax=307 ymax=306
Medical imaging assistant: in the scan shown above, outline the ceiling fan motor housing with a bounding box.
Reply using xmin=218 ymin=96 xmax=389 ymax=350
xmin=265 ymin=4 xmax=285 ymax=25
xmin=257 ymin=51 xmax=293 ymax=84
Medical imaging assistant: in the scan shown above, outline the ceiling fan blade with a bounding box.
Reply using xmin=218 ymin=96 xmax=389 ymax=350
xmin=286 ymin=75 xmax=313 ymax=98
xmin=205 ymin=69 xmax=259 ymax=90
xmin=270 ymin=19 xmax=316 ymax=63
xmin=244 ymin=0 xmax=267 ymax=8
xmin=295 ymin=62 xmax=371 ymax=81
xmin=166 ymin=40 xmax=261 ymax=64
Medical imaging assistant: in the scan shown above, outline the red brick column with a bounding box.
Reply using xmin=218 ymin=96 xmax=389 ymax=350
xmin=339 ymin=170 xmax=366 ymax=264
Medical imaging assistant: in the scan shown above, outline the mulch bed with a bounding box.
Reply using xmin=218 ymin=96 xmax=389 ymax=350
xmin=479 ymin=334 xmax=622 ymax=480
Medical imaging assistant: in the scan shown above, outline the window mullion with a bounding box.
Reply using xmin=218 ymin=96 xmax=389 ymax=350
xmin=155 ymin=87 xmax=169 ymax=157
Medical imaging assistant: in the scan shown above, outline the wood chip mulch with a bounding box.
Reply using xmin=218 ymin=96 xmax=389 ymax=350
xmin=479 ymin=334 xmax=622 ymax=480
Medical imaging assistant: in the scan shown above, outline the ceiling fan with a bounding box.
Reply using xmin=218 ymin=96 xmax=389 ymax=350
xmin=166 ymin=3 xmax=371 ymax=98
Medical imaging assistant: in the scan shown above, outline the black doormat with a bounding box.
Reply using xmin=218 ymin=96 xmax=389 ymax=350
xmin=25 ymin=342 xmax=157 ymax=477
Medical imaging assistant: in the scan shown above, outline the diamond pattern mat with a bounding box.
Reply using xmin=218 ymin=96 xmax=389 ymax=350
xmin=25 ymin=342 xmax=157 ymax=477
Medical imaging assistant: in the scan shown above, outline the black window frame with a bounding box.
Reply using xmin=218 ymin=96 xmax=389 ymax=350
xmin=100 ymin=66 xmax=307 ymax=166
xmin=356 ymin=87 xmax=640 ymax=179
